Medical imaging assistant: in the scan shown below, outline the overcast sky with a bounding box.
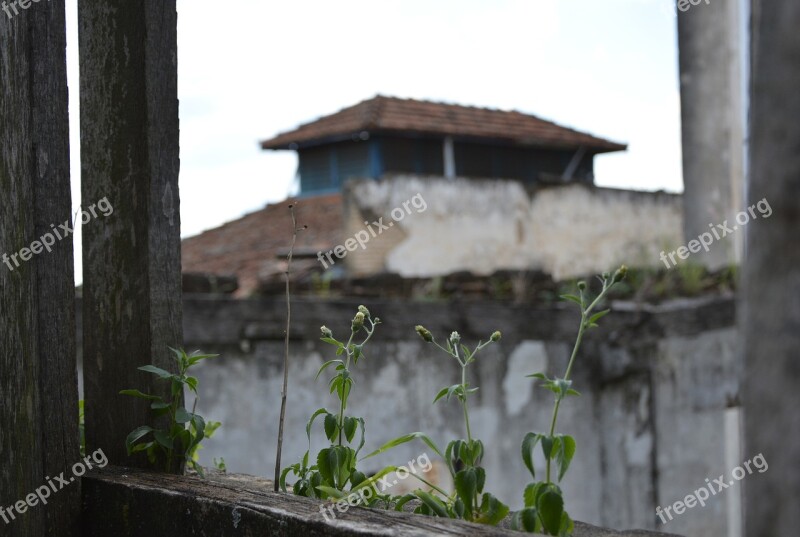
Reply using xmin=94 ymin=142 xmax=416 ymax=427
xmin=65 ymin=0 xmax=684 ymax=282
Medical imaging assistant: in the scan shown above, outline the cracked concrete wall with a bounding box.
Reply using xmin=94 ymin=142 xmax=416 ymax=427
xmin=342 ymin=176 xmax=682 ymax=279
xmin=74 ymin=295 xmax=737 ymax=536
xmin=92 ymin=295 xmax=737 ymax=537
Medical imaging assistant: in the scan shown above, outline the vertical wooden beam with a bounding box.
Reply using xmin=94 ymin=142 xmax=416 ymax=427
xmin=743 ymin=1 xmax=800 ymax=535
xmin=0 ymin=1 xmax=79 ymax=535
xmin=79 ymin=0 xmax=182 ymax=470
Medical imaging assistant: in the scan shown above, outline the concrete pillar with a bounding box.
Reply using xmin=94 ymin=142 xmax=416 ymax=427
xmin=742 ymin=1 xmax=800 ymax=535
xmin=677 ymin=0 xmax=744 ymax=269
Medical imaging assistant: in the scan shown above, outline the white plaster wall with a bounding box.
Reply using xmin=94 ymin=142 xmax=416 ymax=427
xmin=344 ymin=176 xmax=682 ymax=279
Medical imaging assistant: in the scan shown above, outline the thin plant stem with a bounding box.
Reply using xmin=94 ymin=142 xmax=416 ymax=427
xmin=274 ymin=203 xmax=304 ymax=491
xmin=545 ymin=281 xmax=613 ymax=484
xmin=337 ymin=320 xmax=377 ymax=446
xmin=337 ymin=331 xmax=356 ymax=446
xmin=461 ymin=363 xmax=472 ymax=444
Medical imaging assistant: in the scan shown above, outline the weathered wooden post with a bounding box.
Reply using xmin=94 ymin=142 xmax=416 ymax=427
xmin=743 ymin=0 xmax=800 ymax=535
xmin=79 ymin=0 xmax=183 ymax=470
xmin=0 ymin=1 xmax=80 ymax=535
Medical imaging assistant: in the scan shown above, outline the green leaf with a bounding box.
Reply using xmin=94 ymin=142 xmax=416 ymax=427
xmin=315 ymin=359 xmax=343 ymax=381
xmin=523 ymin=482 xmax=545 ymax=508
xmin=414 ymin=490 xmax=449 ymax=518
xmin=560 ymin=294 xmax=582 ymax=306
xmin=526 ymin=372 xmax=548 ymax=380
xmin=279 ymin=466 xmax=294 ymax=491
xmin=556 ymin=435 xmax=576 ymax=482
xmin=185 ymin=376 xmax=198 ymax=393
xmin=513 ymin=507 xmax=539 ymax=532
xmin=137 ymin=365 xmax=173 ymax=379
xmin=433 ymin=384 xmax=461 ymax=404
xmin=588 ymin=309 xmax=610 ymax=324
xmin=349 ymin=470 xmax=366 ymax=488
xmin=432 ymin=386 xmax=450 ymax=404
xmin=560 ymin=510 xmax=575 ymax=535
xmin=324 ymin=414 xmax=338 ymax=442
xmin=475 ymin=466 xmax=486 ymax=494
xmin=454 ymin=468 xmax=477 ymax=517
xmin=191 ymin=414 xmax=206 ymax=447
xmin=315 ymin=485 xmax=346 ymax=500
xmin=343 ymin=416 xmax=357 ymax=443
xmin=354 ymin=417 xmax=367 ymax=456
xmin=119 ymin=389 xmax=161 ymax=401
xmin=316 ymin=447 xmax=336 ymax=487
xmin=393 ymin=493 xmax=417 ymax=512
xmin=537 ymin=488 xmax=564 ymax=535
xmin=185 ymin=352 xmax=219 ymax=367
xmin=129 ymin=441 xmax=154 ymax=454
xmin=476 ymin=492 xmax=510 ymax=525
xmin=361 ymin=432 xmax=444 ymax=461
xmin=204 ymin=420 xmax=222 ymax=438
xmin=125 ymin=426 xmax=154 ymax=454
xmin=306 ymin=408 xmax=329 ymax=443
xmin=452 ymin=497 xmax=465 ymax=518
xmin=175 ymin=407 xmax=192 ymax=424
xmin=150 ymin=401 xmax=171 ymax=410
xmin=351 ymin=465 xmax=397 ymax=493
xmin=521 ymin=432 xmax=542 ymax=479
xmin=541 ymin=435 xmax=555 ymax=460
xmin=320 ymin=337 xmax=342 ymax=347
xmin=153 ymin=429 xmax=173 ymax=449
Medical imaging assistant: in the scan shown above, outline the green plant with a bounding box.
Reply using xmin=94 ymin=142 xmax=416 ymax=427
xmin=275 ymin=203 xmax=305 ymax=490
xmin=188 ymin=419 xmax=222 ymax=473
xmin=120 ymin=347 xmax=219 ymax=475
xmin=364 ymin=327 xmax=509 ymax=525
xmin=78 ymin=399 xmax=86 ymax=458
xmin=512 ymin=266 xmax=627 ymax=535
xmin=280 ymin=306 xmax=393 ymax=502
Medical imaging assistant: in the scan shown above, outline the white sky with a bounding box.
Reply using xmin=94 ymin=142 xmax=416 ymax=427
xmin=65 ymin=0 xmax=684 ymax=283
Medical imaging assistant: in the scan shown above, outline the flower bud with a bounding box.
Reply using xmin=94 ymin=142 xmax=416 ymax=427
xmin=415 ymin=325 xmax=433 ymax=343
xmin=450 ymin=331 xmax=461 ymax=346
xmin=352 ymin=311 xmax=365 ymax=332
xmin=490 ymin=331 xmax=502 ymax=342
xmin=612 ymin=265 xmax=628 ymax=284
xmin=577 ymin=281 xmax=586 ymax=291
xmin=320 ymin=326 xmax=333 ymax=338
xmin=358 ymin=305 xmax=370 ymax=318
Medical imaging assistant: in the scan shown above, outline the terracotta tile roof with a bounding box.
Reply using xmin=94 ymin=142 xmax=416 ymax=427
xmin=260 ymin=95 xmax=626 ymax=153
xmin=181 ymin=194 xmax=343 ymax=297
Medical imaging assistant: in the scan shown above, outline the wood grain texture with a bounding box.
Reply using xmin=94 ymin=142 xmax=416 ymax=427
xmin=79 ymin=0 xmax=183 ymax=470
xmin=1 ymin=0 xmax=79 ymax=535
xmin=81 ymin=466 xmax=682 ymax=537
xmin=744 ymin=1 xmax=800 ymax=535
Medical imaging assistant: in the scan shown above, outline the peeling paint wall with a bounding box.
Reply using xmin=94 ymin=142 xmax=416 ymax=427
xmin=342 ymin=176 xmax=682 ymax=279
xmin=75 ymin=295 xmax=737 ymax=536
